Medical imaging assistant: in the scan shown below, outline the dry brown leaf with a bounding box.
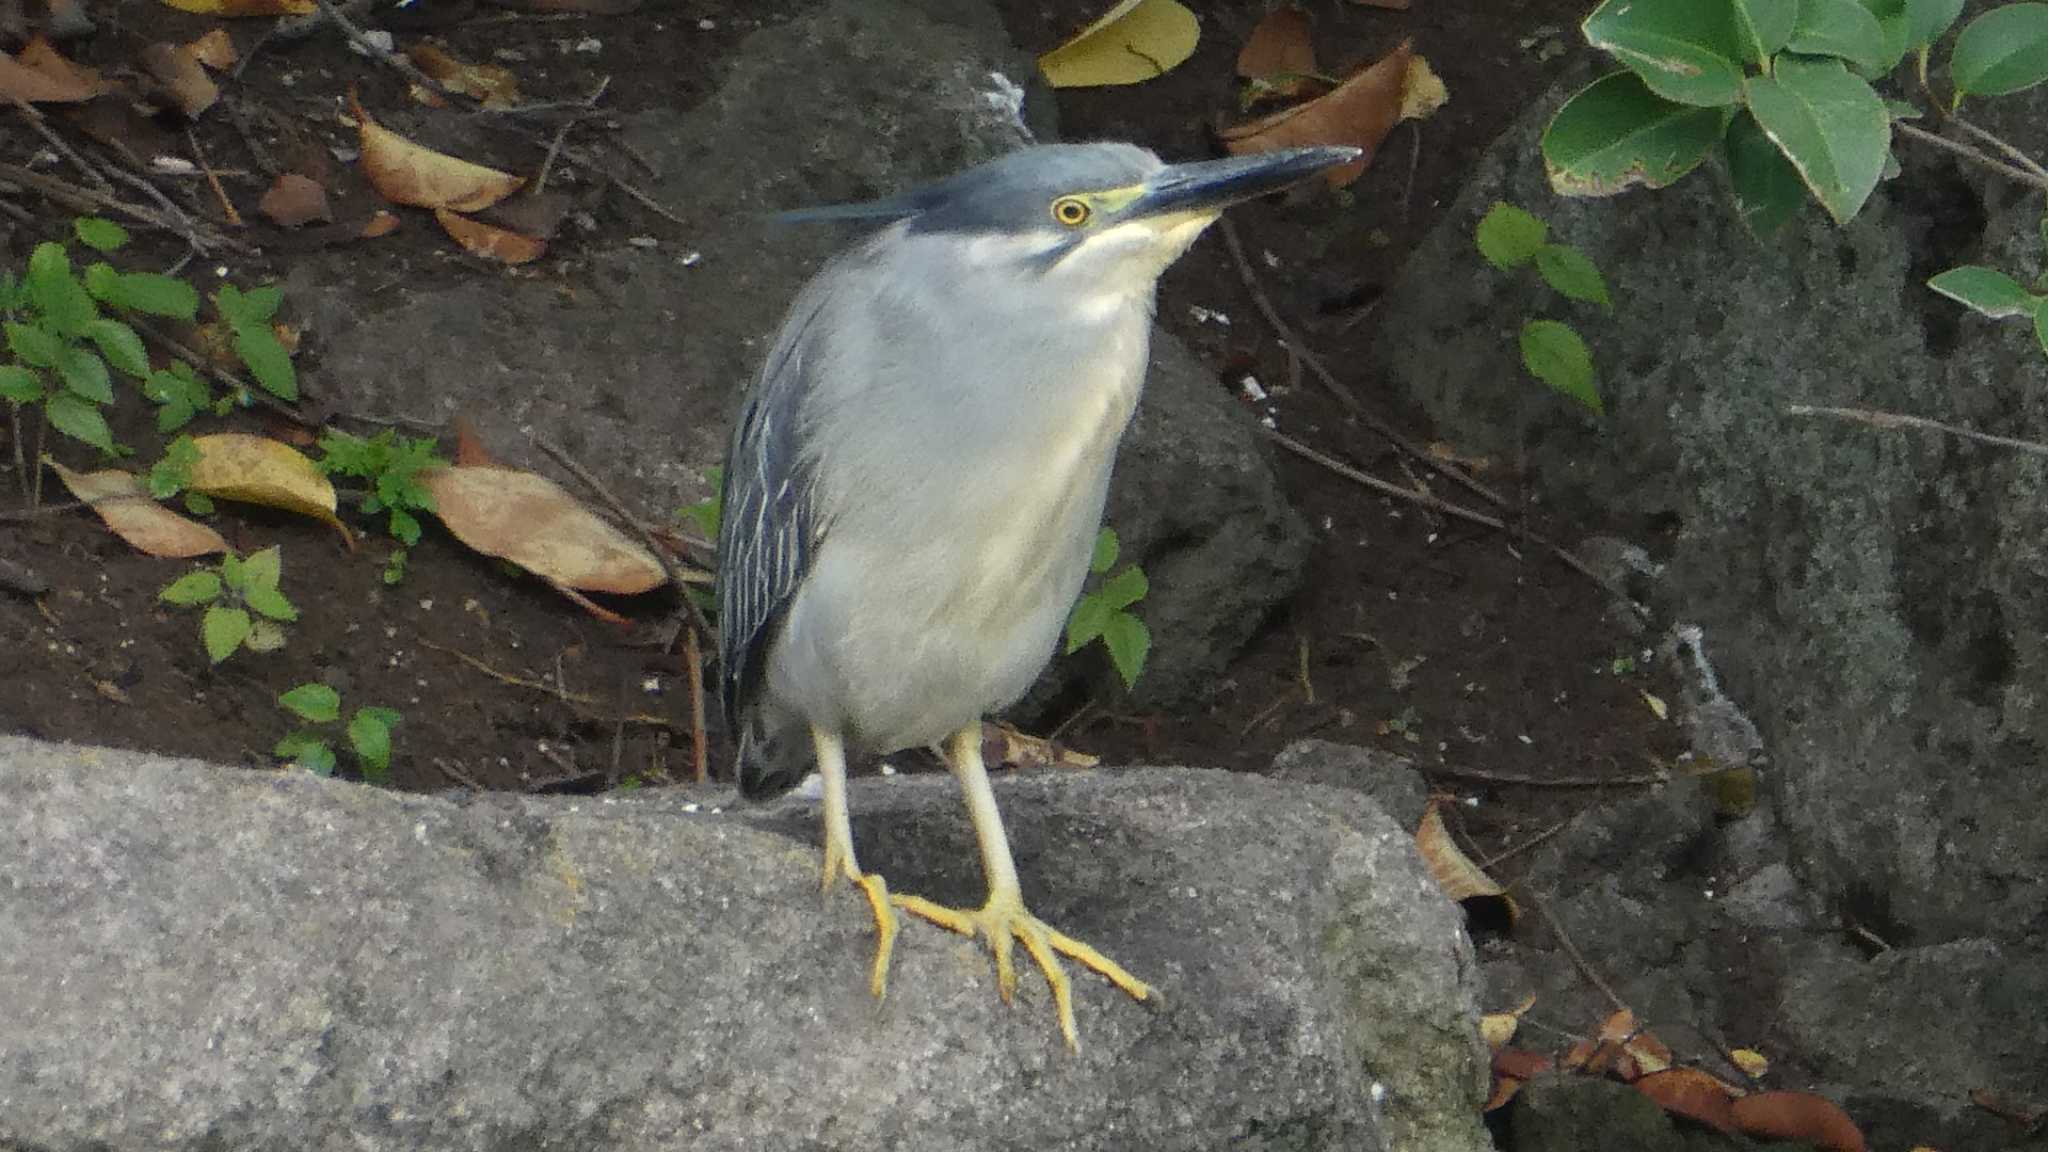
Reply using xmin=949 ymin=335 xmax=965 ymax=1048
xmin=1414 ymin=796 xmax=1520 ymax=922
xmin=1237 ymin=6 xmax=1314 ymax=78
xmin=1730 ymin=1091 xmax=1866 ymax=1152
xmin=360 ymin=209 xmax=402 ymax=239
xmin=1635 ymin=1068 xmax=1741 ymax=1134
xmin=353 ymin=91 xmax=525 ymax=212
xmin=1221 ymin=40 xmax=1414 ymax=187
xmin=982 ymin=720 xmax=1100 ymax=771
xmin=185 ymin=28 xmax=239 ymax=71
xmin=1491 ymin=1047 xmax=1553 ymax=1080
xmin=49 ymin=462 xmax=227 ymax=558
xmin=1623 ymin=1028 xmax=1674 ymax=1077
xmin=405 ymin=42 xmax=521 ymax=108
xmin=420 ymin=465 xmax=667 ymax=596
xmin=450 ymin=417 xmax=494 ymax=467
xmin=435 ymin=208 xmax=546 ymax=265
xmin=186 ymin=433 xmax=349 ymax=539
xmin=140 ymin=42 xmax=219 ymax=118
xmin=1 ymin=37 xmax=104 ymax=103
xmin=1483 ymin=1075 xmax=1524 ymax=1112
xmin=158 ymin=0 xmax=315 ymax=15
xmin=258 ymin=172 xmax=332 ymax=227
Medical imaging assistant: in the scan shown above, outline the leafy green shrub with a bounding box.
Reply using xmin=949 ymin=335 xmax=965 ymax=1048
xmin=317 ymin=428 xmax=445 ymax=583
xmin=1477 ymin=202 xmax=1614 ymax=412
xmin=1066 ymin=527 xmax=1151 ymax=690
xmin=159 ymin=546 xmax=299 ymax=664
xmin=276 ymin=683 xmax=401 ymax=781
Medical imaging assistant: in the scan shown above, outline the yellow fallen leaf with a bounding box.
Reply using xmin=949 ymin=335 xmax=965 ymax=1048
xmin=1642 ymin=689 xmax=1668 ymax=720
xmin=1414 ymin=797 xmax=1520 ymax=923
xmin=435 ymin=208 xmax=546 ymax=265
xmin=1731 ymin=1048 xmax=1769 ymax=1080
xmin=185 ymin=28 xmax=239 ymax=71
xmin=1038 ymin=0 xmax=1199 ymax=89
xmin=158 ymin=0 xmax=315 ymax=15
xmin=1480 ymin=1012 xmax=1519 ymax=1051
xmin=352 ymin=91 xmax=525 ymax=212
xmin=49 ymin=462 xmax=227 ymax=558
xmin=420 ymin=465 xmax=667 ymax=597
xmin=1401 ymin=56 xmax=1448 ymax=121
xmin=186 ymin=433 xmax=348 ymax=538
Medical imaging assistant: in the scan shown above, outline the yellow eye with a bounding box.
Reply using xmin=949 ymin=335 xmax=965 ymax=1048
xmin=1051 ymin=196 xmax=1091 ymax=227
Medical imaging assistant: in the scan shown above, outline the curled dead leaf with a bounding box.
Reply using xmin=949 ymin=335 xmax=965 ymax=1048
xmin=1415 ymin=796 xmax=1520 ymax=923
xmin=420 ymin=465 xmax=667 ymax=597
xmin=186 ymin=433 xmax=349 ymax=539
xmin=405 ymin=42 xmax=521 ymax=108
xmin=982 ymin=719 xmax=1100 ymax=772
xmin=352 ymin=90 xmax=525 ymax=212
xmin=1237 ymin=7 xmax=1320 ymax=103
xmin=360 ymin=210 xmax=402 ymax=239
xmin=1491 ymin=1046 xmax=1553 ymax=1080
xmin=1038 ymin=0 xmax=1200 ymax=88
xmin=1483 ymin=1075 xmax=1524 ymax=1112
xmin=1 ymin=37 xmax=104 ymax=103
xmin=140 ymin=42 xmax=219 ymax=118
xmin=1730 ymin=1090 xmax=1866 ymax=1152
xmin=258 ymin=172 xmax=332 ymax=227
xmin=185 ymin=28 xmax=239 ymax=71
xmin=1635 ymin=1067 xmax=1741 ymax=1134
xmin=49 ymin=462 xmax=227 ymax=558
xmin=435 ymin=208 xmax=546 ymax=265
xmin=1221 ymin=40 xmax=1419 ymax=187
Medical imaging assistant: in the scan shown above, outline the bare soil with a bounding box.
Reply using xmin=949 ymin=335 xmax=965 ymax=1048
xmin=0 ymin=0 xmax=1682 ymax=868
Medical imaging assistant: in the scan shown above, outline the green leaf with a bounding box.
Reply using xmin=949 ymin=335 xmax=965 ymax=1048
xmin=383 ymin=548 xmax=409 ymax=585
xmin=1903 ymin=0 xmax=1964 ymax=47
xmin=6 ymin=320 xmax=64 ymax=368
xmin=1734 ymin=0 xmax=1799 ymax=61
xmin=244 ymin=618 xmax=287 ymax=653
xmin=231 ymin=320 xmax=296 ymax=401
xmin=348 ymin=709 xmax=394 ymax=778
xmin=56 ymin=345 xmax=111 ymax=403
xmin=1928 ymin=265 xmax=2036 ymax=318
xmin=1856 ymin=0 xmax=1913 ymax=73
xmin=26 ymin=242 xmax=96 ymax=337
xmin=1090 ymin=527 xmax=1120 ymax=574
xmin=280 ymin=683 xmax=341 ymax=723
xmin=1520 ymin=319 xmax=1603 ymax=413
xmin=241 ymin=545 xmax=283 ymax=591
xmin=93 ymin=271 xmax=199 ymax=320
xmin=244 ymin=583 xmax=299 ymax=622
xmin=1476 ymin=202 xmax=1550 ymax=270
xmin=160 ymin=570 xmax=222 ymax=606
xmin=1789 ymin=0 xmax=1888 ymax=70
xmin=202 ymin=605 xmax=252 ymax=664
xmin=45 ymin=394 xmax=115 ymax=454
xmin=1542 ymin=71 xmax=1732 ymax=197
xmin=1100 ymin=613 xmax=1151 ymax=690
xmin=388 ymin=506 xmax=421 ymax=547
xmin=0 ymin=365 xmax=41 ymax=404
xmin=185 ymin=491 xmax=214 ymax=516
xmin=359 ymin=706 xmax=401 ymax=729
xmin=216 ymin=283 xmax=283 ymax=324
xmin=1743 ymin=55 xmax=1891 ymax=224
xmin=1067 ymin=595 xmax=1112 ymax=653
xmin=1884 ymin=97 xmax=1924 ymax=118
xmin=1725 ymin=110 xmax=1808 ymax=236
xmin=73 ymin=217 xmax=130 ymax=253
xmin=219 ymin=551 xmax=246 ymax=591
xmin=2037 ymin=300 xmax=2048 ymax=356
xmin=86 ymin=318 xmax=149 ymax=378
xmin=275 ymin=732 xmax=336 ymax=776
xmin=1582 ymin=0 xmax=1746 ymax=105
xmin=1098 ymin=564 xmax=1149 ymax=611
xmin=1534 ymin=244 xmax=1613 ymax=308
xmin=148 ymin=435 xmax=200 ymax=498
xmin=1950 ymin=3 xmax=2048 ymax=96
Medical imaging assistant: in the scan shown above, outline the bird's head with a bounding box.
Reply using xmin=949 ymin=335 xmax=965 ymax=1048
xmin=782 ymin=142 xmax=1361 ymax=302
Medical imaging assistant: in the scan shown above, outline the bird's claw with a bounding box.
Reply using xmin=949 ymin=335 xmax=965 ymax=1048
xmin=893 ymin=888 xmax=1152 ymax=1050
xmin=821 ymin=842 xmax=900 ymax=1001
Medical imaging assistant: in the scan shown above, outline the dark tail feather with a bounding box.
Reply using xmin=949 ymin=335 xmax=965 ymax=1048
xmin=735 ymin=707 xmax=814 ymax=800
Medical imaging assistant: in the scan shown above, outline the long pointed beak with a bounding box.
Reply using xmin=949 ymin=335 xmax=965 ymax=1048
xmin=1130 ymin=146 xmax=1361 ymax=220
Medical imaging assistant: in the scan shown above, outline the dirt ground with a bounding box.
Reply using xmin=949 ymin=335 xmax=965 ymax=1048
xmin=0 ymin=0 xmax=1682 ymax=864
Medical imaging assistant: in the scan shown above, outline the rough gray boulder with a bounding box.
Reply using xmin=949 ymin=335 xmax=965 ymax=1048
xmin=1365 ymin=62 xmax=2048 ymax=946
xmin=0 ymin=737 xmax=1490 ymax=1152
xmin=295 ymin=0 xmax=1309 ymax=707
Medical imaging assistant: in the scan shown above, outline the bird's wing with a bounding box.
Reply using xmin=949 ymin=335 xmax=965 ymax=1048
xmin=714 ymin=280 xmax=833 ymax=733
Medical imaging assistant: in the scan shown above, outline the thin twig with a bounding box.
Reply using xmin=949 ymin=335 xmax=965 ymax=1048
xmin=0 ymin=163 xmax=239 ymax=251
xmin=0 ymin=499 xmax=85 ymax=521
xmin=128 ymin=319 xmax=315 ymax=426
xmin=528 ymin=432 xmax=716 ymax=644
xmin=185 ymin=128 xmax=242 ymax=227
xmin=1529 ymin=890 xmax=1630 ymax=1014
xmin=1478 ymin=817 xmax=1574 ymax=869
xmin=563 ymin=144 xmax=687 ymax=225
xmin=684 ymin=625 xmax=709 ymax=784
xmin=533 ymin=76 xmax=609 ymax=195
xmin=1949 ymin=116 xmax=2048 ymax=181
xmin=1431 ymin=764 xmax=1670 ymax=788
xmin=1261 ymin=425 xmax=1650 ymax=619
xmin=1787 ymin=403 xmax=2048 ymax=457
xmin=1894 ymin=122 xmax=2048 ymax=191
xmin=431 ymin=756 xmax=483 ymax=790
xmin=1217 ymin=217 xmax=1508 ymax=510
xmin=418 ymin=639 xmax=675 ymax=726
xmin=314 ymin=0 xmax=459 ymax=100
xmin=12 ymin=98 xmax=115 ymax=191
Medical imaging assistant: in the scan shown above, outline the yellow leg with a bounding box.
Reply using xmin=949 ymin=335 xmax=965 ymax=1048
xmin=814 ymin=725 xmax=899 ymax=1001
xmin=892 ymin=723 xmax=1154 ymax=1050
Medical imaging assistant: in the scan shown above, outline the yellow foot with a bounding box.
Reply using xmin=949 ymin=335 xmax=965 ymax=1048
xmin=820 ymin=839 xmax=899 ymax=1001
xmin=894 ymin=887 xmax=1153 ymax=1050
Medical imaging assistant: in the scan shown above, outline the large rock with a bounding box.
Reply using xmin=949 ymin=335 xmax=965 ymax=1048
xmin=296 ymin=0 xmax=1309 ymax=707
xmin=0 ymin=737 xmax=1489 ymax=1152
xmin=1364 ymin=60 xmax=2048 ymax=946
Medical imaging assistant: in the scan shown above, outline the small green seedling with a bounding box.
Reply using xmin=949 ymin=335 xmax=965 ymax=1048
xmin=1475 ymin=201 xmax=1611 ymax=415
xmin=317 ymin=428 xmax=445 ymax=583
xmin=144 ymin=433 xmax=215 ymax=515
xmin=1066 ymin=527 xmax=1151 ymax=690
xmin=276 ymin=682 xmax=401 ymax=782
xmin=159 ymin=545 xmax=299 ymax=664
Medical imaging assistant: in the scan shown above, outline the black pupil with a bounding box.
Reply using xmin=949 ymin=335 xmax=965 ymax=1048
xmin=1061 ymin=201 xmax=1084 ymax=222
